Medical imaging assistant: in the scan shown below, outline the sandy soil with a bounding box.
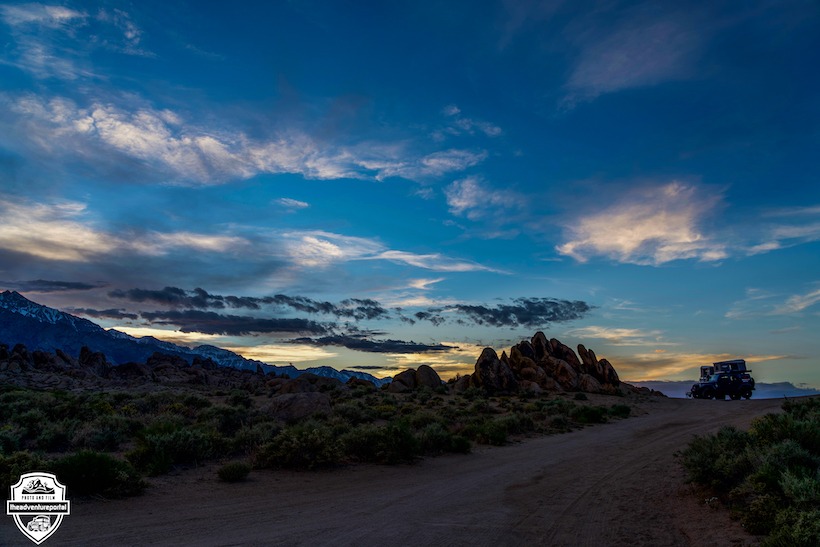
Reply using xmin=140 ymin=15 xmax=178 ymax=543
xmin=1 ymin=396 xmax=786 ymax=546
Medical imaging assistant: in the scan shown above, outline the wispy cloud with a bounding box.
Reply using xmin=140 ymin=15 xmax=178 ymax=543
xmin=275 ymin=197 xmax=310 ymax=211
xmin=0 ymin=197 xmax=247 ymax=262
xmin=727 ymin=285 xmax=820 ymax=319
xmin=564 ymin=325 xmax=676 ymax=347
xmin=0 ymin=3 xmax=84 ymax=27
xmin=746 ymin=204 xmax=820 ymax=255
xmin=445 ymin=176 xmax=524 ymax=222
xmin=556 ymin=182 xmax=726 ymax=265
xmin=282 ymin=230 xmax=495 ymax=272
xmin=562 ymin=5 xmax=702 ymax=108
xmin=0 ymin=4 xmax=151 ymax=79
xmin=434 ymin=105 xmax=502 ymax=139
xmin=6 ymin=94 xmax=487 ymax=185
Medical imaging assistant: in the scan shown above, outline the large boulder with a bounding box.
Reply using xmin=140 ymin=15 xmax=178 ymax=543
xmin=578 ymin=373 xmax=603 ymax=393
xmin=509 ymin=346 xmax=537 ymax=373
xmin=531 ymin=331 xmax=551 ymax=362
xmin=79 ymin=346 xmax=111 ymax=378
xmin=544 ymin=356 xmax=578 ymax=390
xmin=470 ymin=348 xmax=519 ymax=394
xmin=267 ymin=392 xmax=331 ymax=423
xmin=415 ymin=365 xmax=442 ymax=388
xmin=550 ymin=339 xmax=582 ymax=371
xmin=389 ymin=368 xmax=418 ymax=393
xmin=599 ymin=358 xmax=620 ymax=386
xmin=452 ymin=374 xmax=471 ymax=393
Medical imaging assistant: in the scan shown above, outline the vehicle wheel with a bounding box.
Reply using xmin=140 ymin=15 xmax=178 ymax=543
xmin=741 ymin=389 xmax=752 ymax=399
xmin=702 ymin=388 xmax=714 ymax=400
xmin=730 ymin=393 xmax=741 ymax=400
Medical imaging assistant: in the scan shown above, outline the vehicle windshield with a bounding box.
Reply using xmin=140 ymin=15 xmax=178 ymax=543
xmin=708 ymin=374 xmax=724 ymax=382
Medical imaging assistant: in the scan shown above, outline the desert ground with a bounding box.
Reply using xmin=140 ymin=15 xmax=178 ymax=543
xmin=1 ymin=395 xmax=785 ymax=546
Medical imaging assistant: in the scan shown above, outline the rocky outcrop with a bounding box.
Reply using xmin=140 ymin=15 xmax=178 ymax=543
xmin=466 ymin=332 xmax=623 ymax=395
xmin=470 ymin=348 xmax=519 ymax=393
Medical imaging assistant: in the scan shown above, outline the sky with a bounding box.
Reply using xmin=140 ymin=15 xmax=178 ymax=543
xmin=0 ymin=0 xmax=818 ymax=387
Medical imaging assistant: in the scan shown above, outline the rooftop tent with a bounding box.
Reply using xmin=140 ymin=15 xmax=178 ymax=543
xmin=713 ymin=359 xmax=747 ymax=372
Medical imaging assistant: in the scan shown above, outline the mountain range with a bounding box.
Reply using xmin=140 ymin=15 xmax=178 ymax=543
xmin=0 ymin=290 xmax=389 ymax=386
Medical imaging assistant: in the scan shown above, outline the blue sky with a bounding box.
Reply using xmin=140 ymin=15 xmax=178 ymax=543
xmin=1 ymin=0 xmax=819 ymax=386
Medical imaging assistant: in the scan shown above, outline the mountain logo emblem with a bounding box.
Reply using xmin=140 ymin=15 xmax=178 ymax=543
xmin=6 ymin=472 xmax=70 ymax=544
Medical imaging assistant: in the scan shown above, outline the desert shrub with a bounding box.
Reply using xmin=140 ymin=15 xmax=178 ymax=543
xmin=232 ymin=422 xmax=281 ymax=455
xmin=227 ymin=389 xmax=252 ymax=409
xmin=545 ymin=399 xmax=575 ymax=417
xmin=217 ymin=461 xmax=251 ymax=482
xmin=256 ymin=422 xmax=340 ymax=470
xmin=72 ymin=415 xmax=141 ymax=451
xmin=373 ymin=404 xmax=398 ymax=419
xmin=340 ymin=424 xmax=388 ymax=463
xmin=549 ymin=415 xmax=571 ymax=432
xmin=680 ymin=426 xmax=753 ymax=490
xmin=608 ymin=404 xmax=632 ymax=419
xmin=681 ymin=398 xmax=820 ymax=544
xmin=198 ymin=405 xmax=246 ymax=436
xmin=52 ymin=450 xmax=144 ymax=498
xmin=419 ymin=422 xmax=455 ymax=455
xmin=407 ymin=410 xmax=444 ymax=429
xmin=0 ymin=425 xmax=22 ymax=454
xmin=332 ymin=401 xmax=372 ymax=425
xmin=339 ymin=421 xmax=421 ymax=464
xmin=500 ymin=413 xmax=535 ymax=435
xmin=182 ymin=393 xmax=212 ymax=410
xmin=35 ymin=419 xmax=79 ymax=452
xmin=129 ymin=428 xmax=215 ymax=475
xmin=764 ymin=507 xmax=820 ymax=547
xmin=460 ymin=386 xmax=484 ymax=401
xmin=570 ymin=405 xmax=608 ymax=425
xmin=780 ymin=469 xmax=820 ymax=506
xmin=0 ymin=451 xmax=47 ymax=494
xmin=465 ymin=418 xmax=508 ymax=446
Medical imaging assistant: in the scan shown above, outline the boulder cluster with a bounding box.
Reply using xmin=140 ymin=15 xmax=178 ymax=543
xmin=388 ymin=364 xmax=442 ymax=393
xmin=454 ymin=332 xmax=621 ymax=395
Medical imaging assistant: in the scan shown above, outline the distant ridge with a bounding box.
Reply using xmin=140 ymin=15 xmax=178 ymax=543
xmin=0 ymin=290 xmax=389 ymax=386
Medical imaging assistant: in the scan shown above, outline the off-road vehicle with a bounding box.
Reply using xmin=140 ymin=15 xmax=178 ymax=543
xmin=687 ymin=359 xmax=755 ymax=400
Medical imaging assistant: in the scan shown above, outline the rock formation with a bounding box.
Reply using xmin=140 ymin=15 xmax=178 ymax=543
xmin=460 ymin=332 xmax=622 ymax=395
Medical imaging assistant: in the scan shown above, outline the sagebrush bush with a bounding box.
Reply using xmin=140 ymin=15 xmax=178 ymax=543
xmin=570 ymin=405 xmax=608 ymax=425
xmin=680 ymin=398 xmax=820 ymax=545
xmin=256 ymin=422 xmax=340 ymax=470
xmin=52 ymin=450 xmax=145 ymax=498
xmin=217 ymin=461 xmax=251 ymax=482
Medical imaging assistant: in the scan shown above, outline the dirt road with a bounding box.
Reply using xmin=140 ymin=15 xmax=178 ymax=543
xmin=1 ymin=397 xmax=785 ymax=546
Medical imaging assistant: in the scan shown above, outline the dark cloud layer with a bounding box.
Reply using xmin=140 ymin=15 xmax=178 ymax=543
xmin=140 ymin=310 xmax=328 ymax=336
xmin=416 ymin=298 xmax=594 ymax=328
xmin=109 ymin=286 xmax=389 ymax=320
xmin=2 ymin=279 xmax=104 ymax=292
xmin=292 ymin=335 xmax=456 ymax=354
xmin=71 ymin=308 xmax=139 ymax=320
